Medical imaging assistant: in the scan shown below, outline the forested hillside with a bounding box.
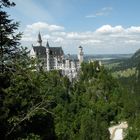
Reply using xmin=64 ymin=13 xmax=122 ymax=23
xmin=105 ymin=49 xmax=140 ymax=139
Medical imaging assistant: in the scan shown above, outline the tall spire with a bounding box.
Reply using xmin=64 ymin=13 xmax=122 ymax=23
xmin=37 ymin=32 xmax=42 ymax=46
xmin=46 ymin=40 xmax=50 ymax=48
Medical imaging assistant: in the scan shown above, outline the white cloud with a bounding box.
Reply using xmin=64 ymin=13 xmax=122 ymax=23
xmin=86 ymin=15 xmax=97 ymax=18
xmin=66 ymin=32 xmax=89 ymax=40
xmin=126 ymin=26 xmax=140 ymax=33
xmin=86 ymin=7 xmax=113 ymax=18
xmin=96 ymin=25 xmax=124 ymax=34
xmin=96 ymin=25 xmax=112 ymax=33
xmin=51 ymin=32 xmax=66 ymax=36
xmin=21 ymin=23 xmax=140 ymax=54
xmin=21 ymin=36 xmax=35 ymax=42
xmin=125 ymin=40 xmax=140 ymax=44
xmin=43 ymin=34 xmax=51 ymax=40
xmin=54 ymin=37 xmax=64 ymax=43
xmin=81 ymin=40 xmax=102 ymax=45
xmin=26 ymin=22 xmax=64 ymax=32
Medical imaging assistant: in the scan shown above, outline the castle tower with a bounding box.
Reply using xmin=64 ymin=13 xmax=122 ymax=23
xmin=46 ymin=40 xmax=49 ymax=48
xmin=46 ymin=41 xmax=50 ymax=71
xmin=37 ymin=32 xmax=42 ymax=46
xmin=78 ymin=46 xmax=84 ymax=64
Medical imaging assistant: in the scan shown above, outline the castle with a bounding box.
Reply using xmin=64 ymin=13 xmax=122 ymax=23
xmin=30 ymin=32 xmax=84 ymax=80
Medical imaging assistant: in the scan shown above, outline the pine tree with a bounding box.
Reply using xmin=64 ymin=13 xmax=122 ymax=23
xmin=0 ymin=0 xmax=22 ymax=73
xmin=0 ymin=1 xmax=23 ymax=138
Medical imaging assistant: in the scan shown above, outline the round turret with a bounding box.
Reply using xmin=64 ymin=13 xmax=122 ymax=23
xmin=78 ymin=46 xmax=84 ymax=64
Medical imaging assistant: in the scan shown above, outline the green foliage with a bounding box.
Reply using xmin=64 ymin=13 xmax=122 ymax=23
xmin=52 ymin=62 xmax=125 ymax=140
xmin=105 ymin=49 xmax=140 ymax=139
xmin=18 ymin=133 xmax=41 ymax=140
xmin=0 ymin=0 xmax=22 ymax=73
xmin=2 ymin=0 xmax=140 ymax=139
xmin=124 ymin=115 xmax=140 ymax=140
xmin=0 ymin=1 xmax=55 ymax=139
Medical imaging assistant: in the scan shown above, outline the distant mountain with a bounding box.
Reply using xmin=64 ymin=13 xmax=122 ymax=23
xmin=120 ymin=49 xmax=140 ymax=68
xmin=125 ymin=49 xmax=140 ymax=68
xmin=131 ymin=49 xmax=140 ymax=63
xmin=104 ymin=49 xmax=140 ymax=72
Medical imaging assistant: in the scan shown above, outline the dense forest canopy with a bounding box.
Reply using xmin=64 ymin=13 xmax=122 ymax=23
xmin=0 ymin=0 xmax=140 ymax=139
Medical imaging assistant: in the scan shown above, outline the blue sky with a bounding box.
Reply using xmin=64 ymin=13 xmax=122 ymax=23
xmin=5 ymin=0 xmax=140 ymax=54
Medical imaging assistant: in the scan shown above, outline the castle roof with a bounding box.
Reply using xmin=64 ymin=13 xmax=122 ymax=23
xmin=33 ymin=46 xmax=46 ymax=57
xmin=49 ymin=47 xmax=64 ymax=56
xmin=32 ymin=45 xmax=64 ymax=57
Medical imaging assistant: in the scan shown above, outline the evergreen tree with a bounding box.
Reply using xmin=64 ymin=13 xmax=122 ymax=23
xmin=0 ymin=0 xmax=22 ymax=73
xmin=0 ymin=1 xmax=22 ymax=138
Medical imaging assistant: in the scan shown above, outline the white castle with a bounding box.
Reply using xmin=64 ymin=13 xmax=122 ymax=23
xmin=30 ymin=32 xmax=84 ymax=80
